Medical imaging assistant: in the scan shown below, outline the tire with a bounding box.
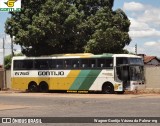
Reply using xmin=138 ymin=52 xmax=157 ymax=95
xmin=39 ymin=81 xmax=49 ymax=93
xmin=102 ymin=83 xmax=114 ymax=94
xmin=28 ymin=82 xmax=38 ymax=92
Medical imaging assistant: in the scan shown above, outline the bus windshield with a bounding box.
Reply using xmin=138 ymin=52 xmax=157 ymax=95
xmin=130 ymin=66 xmax=144 ymax=81
xmin=115 ymin=66 xmax=144 ymax=81
xmin=116 ymin=57 xmax=143 ymax=66
xmin=128 ymin=58 xmax=144 ymax=65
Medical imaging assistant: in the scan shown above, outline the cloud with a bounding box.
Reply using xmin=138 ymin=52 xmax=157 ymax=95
xmin=137 ymin=8 xmax=160 ymax=25
xmin=129 ymin=29 xmax=160 ymax=38
xmin=123 ymin=2 xmax=145 ymax=11
xmin=122 ymin=1 xmax=160 ymax=56
xmin=129 ymin=18 xmax=150 ymax=30
xmin=144 ymin=41 xmax=160 ymax=47
xmin=143 ymin=41 xmax=160 ymax=56
xmin=125 ymin=3 xmax=160 ymax=39
xmin=129 ymin=18 xmax=160 ymax=38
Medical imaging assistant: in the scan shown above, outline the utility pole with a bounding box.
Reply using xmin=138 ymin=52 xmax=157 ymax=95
xmin=3 ymin=38 xmax=5 ymax=67
xmin=135 ymin=44 xmax=137 ymax=55
xmin=3 ymin=38 xmax=6 ymax=89
xmin=11 ymin=36 xmax=14 ymax=57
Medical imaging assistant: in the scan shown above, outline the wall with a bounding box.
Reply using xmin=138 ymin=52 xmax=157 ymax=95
xmin=6 ymin=70 xmax=11 ymax=89
xmin=145 ymin=66 xmax=160 ymax=88
xmin=3 ymin=67 xmax=160 ymax=90
xmin=0 ymin=69 xmax=4 ymax=90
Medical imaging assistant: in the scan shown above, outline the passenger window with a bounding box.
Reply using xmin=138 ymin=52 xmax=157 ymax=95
xmin=14 ymin=60 xmax=34 ymax=70
xmin=81 ymin=59 xmax=89 ymax=68
xmin=89 ymin=59 xmax=96 ymax=68
xmin=106 ymin=58 xmax=113 ymax=68
xmin=50 ymin=60 xmax=56 ymax=69
xmin=97 ymin=59 xmax=106 ymax=68
xmin=72 ymin=59 xmax=79 ymax=69
xmin=34 ymin=59 xmax=49 ymax=70
xmin=56 ymin=59 xmax=63 ymax=69
xmin=64 ymin=59 xmax=72 ymax=69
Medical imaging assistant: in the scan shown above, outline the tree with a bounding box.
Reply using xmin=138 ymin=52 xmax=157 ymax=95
xmin=5 ymin=0 xmax=131 ymax=56
xmin=4 ymin=53 xmax=23 ymax=69
xmin=85 ymin=8 xmax=131 ymax=54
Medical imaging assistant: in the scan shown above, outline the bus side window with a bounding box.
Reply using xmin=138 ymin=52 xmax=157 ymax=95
xmin=89 ymin=59 xmax=96 ymax=68
xmin=50 ymin=60 xmax=56 ymax=69
xmin=106 ymin=58 xmax=113 ymax=68
xmin=81 ymin=59 xmax=88 ymax=68
xmin=14 ymin=60 xmax=34 ymax=70
xmin=34 ymin=59 xmax=49 ymax=70
xmin=64 ymin=59 xmax=71 ymax=69
xmin=72 ymin=59 xmax=79 ymax=69
xmin=14 ymin=60 xmax=23 ymax=70
xmin=97 ymin=59 xmax=106 ymax=68
xmin=56 ymin=59 xmax=63 ymax=69
xmin=25 ymin=60 xmax=34 ymax=70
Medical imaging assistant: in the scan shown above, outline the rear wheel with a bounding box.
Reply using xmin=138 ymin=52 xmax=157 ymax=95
xmin=102 ymin=83 xmax=114 ymax=94
xmin=39 ymin=81 xmax=49 ymax=93
xmin=28 ymin=82 xmax=38 ymax=92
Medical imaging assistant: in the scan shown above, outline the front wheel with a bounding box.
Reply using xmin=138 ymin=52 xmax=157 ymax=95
xmin=102 ymin=83 xmax=114 ymax=94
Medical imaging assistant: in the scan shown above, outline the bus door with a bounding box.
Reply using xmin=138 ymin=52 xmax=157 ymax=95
xmin=115 ymin=66 xmax=130 ymax=90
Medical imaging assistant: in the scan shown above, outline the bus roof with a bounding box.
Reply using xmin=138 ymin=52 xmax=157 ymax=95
xmin=12 ymin=53 xmax=141 ymax=60
xmin=113 ymin=54 xmax=141 ymax=58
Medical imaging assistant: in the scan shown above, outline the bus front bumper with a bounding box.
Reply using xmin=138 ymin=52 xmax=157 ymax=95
xmin=126 ymin=81 xmax=146 ymax=91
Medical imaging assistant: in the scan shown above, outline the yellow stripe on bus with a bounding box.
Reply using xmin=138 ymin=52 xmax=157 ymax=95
xmin=49 ymin=70 xmax=81 ymax=90
xmin=11 ymin=70 xmax=81 ymax=91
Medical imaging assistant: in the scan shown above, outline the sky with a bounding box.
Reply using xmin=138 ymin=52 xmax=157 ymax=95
xmin=0 ymin=0 xmax=160 ymax=64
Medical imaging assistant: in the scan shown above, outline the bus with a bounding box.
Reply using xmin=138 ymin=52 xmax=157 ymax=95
xmin=11 ymin=53 xmax=145 ymax=94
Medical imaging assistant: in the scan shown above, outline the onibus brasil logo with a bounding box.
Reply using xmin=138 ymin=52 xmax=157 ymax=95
xmin=0 ymin=0 xmax=21 ymax=12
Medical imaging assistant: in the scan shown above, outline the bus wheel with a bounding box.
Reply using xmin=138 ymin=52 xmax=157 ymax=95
xmin=28 ymin=82 xmax=38 ymax=92
xmin=39 ymin=81 xmax=49 ymax=93
xmin=102 ymin=83 xmax=114 ymax=94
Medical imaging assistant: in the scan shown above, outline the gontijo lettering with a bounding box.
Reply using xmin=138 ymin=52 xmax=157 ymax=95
xmin=38 ymin=71 xmax=64 ymax=76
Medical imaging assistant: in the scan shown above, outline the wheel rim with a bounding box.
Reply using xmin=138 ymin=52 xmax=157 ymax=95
xmin=29 ymin=84 xmax=37 ymax=92
xmin=103 ymin=85 xmax=113 ymax=94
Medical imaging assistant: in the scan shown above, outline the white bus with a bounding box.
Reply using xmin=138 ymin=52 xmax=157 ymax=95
xmin=11 ymin=53 xmax=145 ymax=93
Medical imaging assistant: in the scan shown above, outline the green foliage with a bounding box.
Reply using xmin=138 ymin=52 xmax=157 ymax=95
xmin=4 ymin=53 xmax=23 ymax=69
xmin=5 ymin=0 xmax=131 ymax=56
xmin=85 ymin=8 xmax=131 ymax=54
xmin=4 ymin=55 xmax=12 ymax=69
